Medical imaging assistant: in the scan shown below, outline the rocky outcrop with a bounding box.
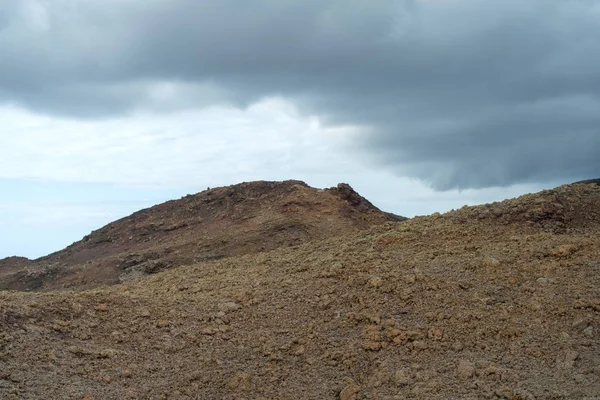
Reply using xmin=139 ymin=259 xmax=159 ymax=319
xmin=1 ymin=180 xmax=405 ymax=291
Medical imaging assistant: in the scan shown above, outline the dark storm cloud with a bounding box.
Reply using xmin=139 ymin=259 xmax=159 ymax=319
xmin=1 ymin=0 xmax=599 ymax=189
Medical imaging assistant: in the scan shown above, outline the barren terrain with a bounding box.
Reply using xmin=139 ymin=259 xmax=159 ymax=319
xmin=1 ymin=181 xmax=599 ymax=399
xmin=0 ymin=180 xmax=403 ymax=292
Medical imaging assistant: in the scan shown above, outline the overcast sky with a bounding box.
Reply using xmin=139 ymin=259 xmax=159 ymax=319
xmin=1 ymin=0 xmax=598 ymax=259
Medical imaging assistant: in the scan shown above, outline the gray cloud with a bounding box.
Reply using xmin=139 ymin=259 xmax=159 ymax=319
xmin=1 ymin=0 xmax=599 ymax=189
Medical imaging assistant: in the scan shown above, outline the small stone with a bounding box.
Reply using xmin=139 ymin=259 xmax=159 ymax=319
xmin=483 ymin=366 xmax=502 ymax=377
xmin=406 ymin=331 xmax=424 ymax=340
xmin=494 ymin=388 xmax=514 ymax=399
xmin=219 ymin=302 xmax=241 ymax=312
xmin=67 ymin=346 xmax=89 ymax=356
xmin=122 ymin=369 xmax=132 ymax=378
xmin=155 ymin=320 xmax=170 ymax=328
xmin=483 ymin=257 xmax=501 ymax=268
xmin=453 ymin=342 xmax=464 ymax=351
xmin=558 ymin=351 xmax=579 ymax=369
xmin=125 ymin=390 xmax=138 ymax=399
xmin=572 ymin=319 xmax=589 ymax=331
xmin=94 ymin=303 xmax=109 ymax=312
xmin=367 ymin=364 xmax=390 ymax=387
xmin=292 ymin=345 xmax=305 ymax=356
xmin=362 ymin=341 xmax=382 ymax=351
xmin=565 ymin=351 xmax=579 ymax=365
xmin=400 ymin=288 xmax=413 ymax=300
xmin=228 ymin=372 xmax=252 ymax=391
xmin=457 ymin=360 xmax=475 ymax=379
xmin=415 ymin=371 xmax=431 ymax=382
xmin=427 ymin=328 xmax=443 ymax=340
xmin=551 ymin=244 xmax=577 ymax=257
xmin=339 ymin=380 xmax=360 ymax=400
xmin=583 ymin=326 xmax=594 ymax=337
xmin=364 ymin=326 xmax=382 ymax=342
xmin=201 ymin=327 xmax=216 ymax=335
xmin=369 ymin=276 xmax=383 ymax=288
xmin=411 ymin=341 xmax=428 ymax=351
xmin=382 ymin=319 xmax=397 ymax=328
xmin=98 ymin=349 xmax=118 ymax=359
xmin=393 ymin=369 xmax=412 ymax=386
xmin=384 ymin=328 xmax=403 ymax=341
xmin=536 ymin=277 xmax=550 ymax=285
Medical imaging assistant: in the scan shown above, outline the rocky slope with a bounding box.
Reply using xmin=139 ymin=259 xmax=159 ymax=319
xmin=0 ymin=257 xmax=34 ymax=285
xmin=0 ymin=180 xmax=404 ymax=292
xmin=0 ymin=181 xmax=599 ymax=399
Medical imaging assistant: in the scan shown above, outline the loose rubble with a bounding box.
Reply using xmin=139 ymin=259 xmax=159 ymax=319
xmin=1 ymin=181 xmax=599 ymax=398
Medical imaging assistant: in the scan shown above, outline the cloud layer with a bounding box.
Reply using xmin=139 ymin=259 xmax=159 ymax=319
xmin=1 ymin=0 xmax=599 ymax=189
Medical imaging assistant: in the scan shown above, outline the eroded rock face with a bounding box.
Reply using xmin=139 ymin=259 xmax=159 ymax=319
xmin=0 ymin=180 xmax=405 ymax=291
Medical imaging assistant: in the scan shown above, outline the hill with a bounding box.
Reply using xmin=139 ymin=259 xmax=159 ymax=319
xmin=0 ymin=180 xmax=404 ymax=292
xmin=0 ymin=180 xmax=599 ymax=399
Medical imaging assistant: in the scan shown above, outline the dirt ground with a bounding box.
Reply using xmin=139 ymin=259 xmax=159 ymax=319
xmin=1 ymin=182 xmax=599 ymax=399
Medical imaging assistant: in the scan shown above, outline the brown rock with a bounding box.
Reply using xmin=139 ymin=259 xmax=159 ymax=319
xmin=557 ymin=351 xmax=579 ymax=369
xmin=155 ymin=319 xmax=170 ymax=328
xmin=369 ymin=276 xmax=383 ymax=288
xmin=392 ymin=369 xmax=412 ymax=386
xmin=411 ymin=341 xmax=428 ymax=350
xmin=219 ymin=301 xmax=241 ymax=311
xmin=339 ymin=380 xmax=360 ymax=400
xmin=201 ymin=327 xmax=216 ymax=335
xmin=228 ymin=372 xmax=252 ymax=391
xmin=292 ymin=344 xmax=305 ymax=356
xmin=572 ymin=319 xmax=589 ymax=331
xmin=427 ymin=328 xmax=443 ymax=340
xmin=457 ymin=360 xmax=475 ymax=379
xmin=362 ymin=341 xmax=382 ymax=351
xmin=367 ymin=364 xmax=391 ymax=387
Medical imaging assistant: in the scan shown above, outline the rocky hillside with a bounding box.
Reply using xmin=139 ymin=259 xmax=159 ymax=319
xmin=444 ymin=181 xmax=600 ymax=233
xmin=0 ymin=181 xmax=599 ymax=399
xmin=0 ymin=180 xmax=404 ymax=292
xmin=0 ymin=257 xmax=34 ymax=284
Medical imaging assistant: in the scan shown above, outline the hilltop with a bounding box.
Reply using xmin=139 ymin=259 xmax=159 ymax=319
xmin=0 ymin=180 xmax=404 ymax=292
xmin=0 ymin=180 xmax=599 ymax=399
